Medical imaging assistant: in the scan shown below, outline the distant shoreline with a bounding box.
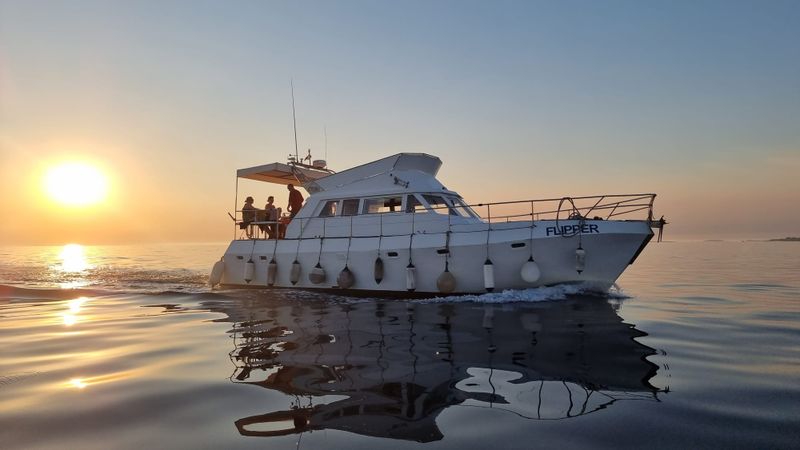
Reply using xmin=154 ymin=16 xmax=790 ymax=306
xmin=702 ymin=237 xmax=800 ymax=243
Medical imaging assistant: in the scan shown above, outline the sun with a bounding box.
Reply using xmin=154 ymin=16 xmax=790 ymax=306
xmin=44 ymin=163 xmax=109 ymax=206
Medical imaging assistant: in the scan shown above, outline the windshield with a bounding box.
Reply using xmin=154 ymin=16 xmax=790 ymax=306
xmin=447 ymin=196 xmax=478 ymax=218
xmin=422 ymin=194 xmax=456 ymax=215
xmin=406 ymin=194 xmax=425 ymax=213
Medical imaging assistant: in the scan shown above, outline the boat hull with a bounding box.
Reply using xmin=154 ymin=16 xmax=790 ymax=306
xmin=218 ymin=219 xmax=653 ymax=295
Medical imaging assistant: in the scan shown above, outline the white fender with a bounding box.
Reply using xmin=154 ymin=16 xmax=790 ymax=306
xmin=374 ymin=257 xmax=384 ymax=284
xmin=267 ymin=259 xmax=278 ymax=286
xmin=309 ymin=263 xmax=326 ymax=284
xmin=521 ymin=257 xmax=541 ymax=283
xmin=436 ymin=269 xmax=456 ymax=294
xmin=575 ymin=246 xmax=586 ymax=274
xmin=406 ymin=263 xmax=416 ymax=292
xmin=209 ymin=258 xmax=224 ymax=287
xmin=244 ymin=259 xmax=255 ymax=284
xmin=290 ymin=260 xmax=301 ymax=285
xmin=337 ymin=266 xmax=355 ymax=289
xmin=483 ymin=259 xmax=495 ymax=292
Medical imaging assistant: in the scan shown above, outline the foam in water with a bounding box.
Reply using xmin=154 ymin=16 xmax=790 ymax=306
xmin=419 ymin=282 xmax=629 ymax=303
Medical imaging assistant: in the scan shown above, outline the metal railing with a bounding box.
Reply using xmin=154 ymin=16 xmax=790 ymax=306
xmin=231 ymin=193 xmax=657 ymax=240
xmin=464 ymin=193 xmax=657 ymax=224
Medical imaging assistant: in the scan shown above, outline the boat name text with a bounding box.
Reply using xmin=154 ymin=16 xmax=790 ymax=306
xmin=546 ymin=224 xmax=600 ymax=236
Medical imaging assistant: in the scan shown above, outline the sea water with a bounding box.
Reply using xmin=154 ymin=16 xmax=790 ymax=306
xmin=0 ymin=241 xmax=797 ymax=449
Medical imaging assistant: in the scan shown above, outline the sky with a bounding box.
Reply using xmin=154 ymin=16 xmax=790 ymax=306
xmin=1 ymin=0 xmax=798 ymax=244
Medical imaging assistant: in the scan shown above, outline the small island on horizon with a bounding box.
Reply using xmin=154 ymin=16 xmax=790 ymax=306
xmin=768 ymin=237 xmax=800 ymax=242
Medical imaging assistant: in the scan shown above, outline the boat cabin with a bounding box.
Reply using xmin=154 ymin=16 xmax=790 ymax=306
xmin=234 ymin=153 xmax=481 ymax=240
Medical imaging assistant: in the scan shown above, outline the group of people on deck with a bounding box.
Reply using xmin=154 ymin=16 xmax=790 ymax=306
xmin=241 ymin=184 xmax=304 ymax=239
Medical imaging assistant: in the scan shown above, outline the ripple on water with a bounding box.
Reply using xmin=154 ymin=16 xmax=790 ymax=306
xmin=0 ymin=241 xmax=798 ymax=449
xmin=731 ymin=282 xmax=794 ymax=291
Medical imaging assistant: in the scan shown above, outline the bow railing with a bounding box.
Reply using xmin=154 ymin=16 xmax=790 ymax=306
xmin=464 ymin=193 xmax=657 ymax=224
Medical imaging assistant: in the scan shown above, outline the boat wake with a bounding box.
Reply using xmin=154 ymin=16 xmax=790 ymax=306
xmin=0 ymin=284 xmax=112 ymax=301
xmin=0 ymin=264 xmax=209 ymax=296
xmin=418 ymin=282 xmax=629 ymax=303
xmin=0 ymin=280 xmax=630 ymax=305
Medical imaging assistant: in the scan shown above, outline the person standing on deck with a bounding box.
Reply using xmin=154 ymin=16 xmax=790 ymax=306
xmin=287 ymin=184 xmax=304 ymax=218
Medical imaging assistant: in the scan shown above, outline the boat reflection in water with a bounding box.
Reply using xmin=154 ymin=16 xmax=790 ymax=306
xmin=213 ymin=295 xmax=660 ymax=443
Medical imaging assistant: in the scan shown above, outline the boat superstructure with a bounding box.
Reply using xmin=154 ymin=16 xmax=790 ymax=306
xmin=210 ymin=153 xmax=660 ymax=295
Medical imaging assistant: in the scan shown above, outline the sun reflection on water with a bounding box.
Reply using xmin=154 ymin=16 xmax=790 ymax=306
xmin=62 ymin=297 xmax=89 ymax=326
xmin=55 ymin=244 xmax=92 ymax=288
xmin=68 ymin=297 xmax=88 ymax=312
xmin=59 ymin=244 xmax=90 ymax=273
xmin=69 ymin=378 xmax=87 ymax=389
xmin=63 ymin=372 xmax=135 ymax=391
xmin=60 ymin=280 xmax=90 ymax=289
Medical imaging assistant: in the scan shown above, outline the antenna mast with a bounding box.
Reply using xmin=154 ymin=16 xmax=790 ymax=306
xmin=324 ymin=126 xmax=328 ymax=161
xmin=291 ymin=79 xmax=299 ymax=163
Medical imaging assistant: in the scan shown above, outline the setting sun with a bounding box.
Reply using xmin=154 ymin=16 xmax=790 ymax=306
xmin=44 ymin=163 xmax=108 ymax=206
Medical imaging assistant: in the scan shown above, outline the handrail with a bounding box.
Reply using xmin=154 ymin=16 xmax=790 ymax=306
xmin=230 ymin=193 xmax=658 ymax=241
xmin=467 ymin=193 xmax=656 ymax=208
xmin=443 ymin=193 xmax=656 ymax=223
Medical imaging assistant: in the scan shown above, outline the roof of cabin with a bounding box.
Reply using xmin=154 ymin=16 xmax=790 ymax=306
xmin=314 ymin=153 xmax=441 ymax=191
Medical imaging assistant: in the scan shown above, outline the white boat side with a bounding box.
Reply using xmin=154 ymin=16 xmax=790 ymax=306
xmin=215 ymin=153 xmax=660 ymax=295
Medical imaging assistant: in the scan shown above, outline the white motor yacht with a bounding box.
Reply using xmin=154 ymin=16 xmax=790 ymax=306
xmin=209 ymin=153 xmax=661 ymax=295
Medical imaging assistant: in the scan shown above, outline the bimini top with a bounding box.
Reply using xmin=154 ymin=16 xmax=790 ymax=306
xmin=236 ymin=162 xmax=332 ymax=186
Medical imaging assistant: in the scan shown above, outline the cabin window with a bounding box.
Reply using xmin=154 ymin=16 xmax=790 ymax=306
xmin=318 ymin=200 xmax=338 ymax=217
xmin=447 ymin=196 xmax=478 ymax=218
xmin=423 ymin=194 xmax=456 ymax=215
xmin=406 ymin=194 xmax=426 ymax=213
xmin=362 ymin=196 xmax=403 ymax=214
xmin=341 ymin=199 xmax=360 ymax=216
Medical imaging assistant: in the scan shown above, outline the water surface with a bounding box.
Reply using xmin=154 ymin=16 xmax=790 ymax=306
xmin=0 ymin=242 xmax=797 ymax=449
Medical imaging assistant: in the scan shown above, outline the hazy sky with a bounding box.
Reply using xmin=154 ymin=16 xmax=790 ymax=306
xmin=1 ymin=0 xmax=798 ymax=244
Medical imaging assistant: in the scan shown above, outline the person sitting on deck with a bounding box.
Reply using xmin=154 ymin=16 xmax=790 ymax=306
xmin=241 ymin=197 xmax=256 ymax=225
xmin=287 ymin=184 xmax=304 ymax=218
xmin=241 ymin=196 xmax=257 ymax=237
xmin=263 ymin=196 xmax=279 ymax=239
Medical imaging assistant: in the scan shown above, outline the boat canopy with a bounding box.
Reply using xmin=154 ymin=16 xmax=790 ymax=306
xmin=236 ymin=153 xmax=441 ymax=193
xmin=236 ymin=162 xmax=331 ymax=186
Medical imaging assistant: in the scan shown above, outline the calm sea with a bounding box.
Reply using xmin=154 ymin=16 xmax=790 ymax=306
xmin=0 ymin=241 xmax=797 ymax=449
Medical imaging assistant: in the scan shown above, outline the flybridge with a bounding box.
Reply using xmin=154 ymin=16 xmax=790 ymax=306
xmin=313 ymin=153 xmax=441 ymax=191
xmin=235 ymin=153 xmax=442 ymax=194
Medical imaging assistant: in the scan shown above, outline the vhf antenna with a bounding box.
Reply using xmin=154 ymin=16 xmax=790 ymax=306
xmin=324 ymin=126 xmax=328 ymax=161
xmin=291 ymin=79 xmax=299 ymax=163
